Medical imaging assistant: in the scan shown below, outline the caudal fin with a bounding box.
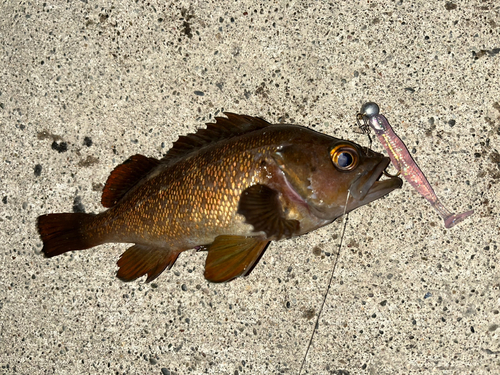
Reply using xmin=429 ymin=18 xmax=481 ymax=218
xmin=37 ymin=213 xmax=101 ymax=257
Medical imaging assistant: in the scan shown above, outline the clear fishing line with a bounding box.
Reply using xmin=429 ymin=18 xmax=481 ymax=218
xmin=298 ymin=189 xmax=350 ymax=374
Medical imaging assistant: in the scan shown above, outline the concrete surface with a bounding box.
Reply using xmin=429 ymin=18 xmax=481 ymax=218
xmin=1 ymin=1 xmax=499 ymax=374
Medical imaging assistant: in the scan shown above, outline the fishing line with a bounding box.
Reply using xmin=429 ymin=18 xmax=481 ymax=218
xmin=298 ymin=190 xmax=351 ymax=375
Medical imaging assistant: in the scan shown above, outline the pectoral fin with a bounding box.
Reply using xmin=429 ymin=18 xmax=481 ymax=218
xmin=204 ymin=236 xmax=270 ymax=283
xmin=237 ymin=184 xmax=300 ymax=240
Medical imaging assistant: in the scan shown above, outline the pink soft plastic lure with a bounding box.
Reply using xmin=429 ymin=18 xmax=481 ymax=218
xmin=357 ymin=102 xmax=473 ymax=228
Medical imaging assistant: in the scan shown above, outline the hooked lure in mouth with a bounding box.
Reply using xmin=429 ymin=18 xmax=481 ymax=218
xmin=357 ymin=102 xmax=474 ymax=228
xmin=37 ymin=113 xmax=402 ymax=283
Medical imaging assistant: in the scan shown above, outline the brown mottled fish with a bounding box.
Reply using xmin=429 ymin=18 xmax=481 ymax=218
xmin=37 ymin=113 xmax=402 ymax=283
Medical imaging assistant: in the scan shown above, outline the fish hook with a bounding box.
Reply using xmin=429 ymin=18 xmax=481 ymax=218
xmin=356 ymin=112 xmax=373 ymax=147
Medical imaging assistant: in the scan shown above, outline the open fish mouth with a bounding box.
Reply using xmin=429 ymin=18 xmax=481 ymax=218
xmin=349 ymin=157 xmax=403 ymax=205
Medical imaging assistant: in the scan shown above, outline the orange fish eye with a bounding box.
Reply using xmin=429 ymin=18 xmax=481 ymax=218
xmin=330 ymin=144 xmax=358 ymax=171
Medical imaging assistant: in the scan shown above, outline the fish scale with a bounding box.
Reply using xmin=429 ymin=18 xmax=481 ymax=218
xmin=80 ymin=132 xmax=282 ymax=252
xmin=37 ymin=113 xmax=402 ymax=283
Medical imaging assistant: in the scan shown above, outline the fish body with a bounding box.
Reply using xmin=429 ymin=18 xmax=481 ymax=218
xmin=38 ymin=113 xmax=402 ymax=282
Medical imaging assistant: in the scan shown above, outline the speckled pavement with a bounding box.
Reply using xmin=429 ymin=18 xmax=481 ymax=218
xmin=1 ymin=1 xmax=499 ymax=374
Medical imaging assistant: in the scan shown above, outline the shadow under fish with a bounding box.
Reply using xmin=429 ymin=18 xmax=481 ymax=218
xmin=37 ymin=113 xmax=402 ymax=283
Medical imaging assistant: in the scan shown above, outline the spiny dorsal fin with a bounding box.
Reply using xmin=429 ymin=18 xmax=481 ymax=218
xmin=161 ymin=112 xmax=272 ymax=163
xmin=101 ymin=154 xmax=160 ymax=208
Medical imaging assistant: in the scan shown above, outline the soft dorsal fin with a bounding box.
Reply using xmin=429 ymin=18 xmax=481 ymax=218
xmin=101 ymin=154 xmax=160 ymax=208
xmin=161 ymin=112 xmax=272 ymax=163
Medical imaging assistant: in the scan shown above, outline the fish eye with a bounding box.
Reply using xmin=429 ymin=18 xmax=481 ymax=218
xmin=330 ymin=144 xmax=358 ymax=171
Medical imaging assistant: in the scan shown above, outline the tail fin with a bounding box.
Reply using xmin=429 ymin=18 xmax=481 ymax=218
xmin=37 ymin=213 xmax=101 ymax=257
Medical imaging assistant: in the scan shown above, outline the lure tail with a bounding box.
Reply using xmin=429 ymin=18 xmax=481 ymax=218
xmin=443 ymin=210 xmax=474 ymax=229
xmin=37 ymin=213 xmax=102 ymax=257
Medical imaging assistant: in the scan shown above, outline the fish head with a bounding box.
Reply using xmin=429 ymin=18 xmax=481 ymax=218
xmin=273 ymin=135 xmax=402 ymax=221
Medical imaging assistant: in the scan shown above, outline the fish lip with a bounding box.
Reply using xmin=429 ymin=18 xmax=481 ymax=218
xmin=350 ymin=157 xmax=403 ymax=202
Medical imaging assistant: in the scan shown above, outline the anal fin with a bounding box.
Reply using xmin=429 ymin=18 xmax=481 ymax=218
xmin=117 ymin=244 xmax=179 ymax=282
xmin=204 ymin=235 xmax=270 ymax=283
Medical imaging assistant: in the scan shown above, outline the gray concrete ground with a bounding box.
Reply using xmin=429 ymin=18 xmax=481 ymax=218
xmin=1 ymin=1 xmax=498 ymax=374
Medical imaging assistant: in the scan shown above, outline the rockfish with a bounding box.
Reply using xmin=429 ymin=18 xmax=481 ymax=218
xmin=37 ymin=113 xmax=402 ymax=283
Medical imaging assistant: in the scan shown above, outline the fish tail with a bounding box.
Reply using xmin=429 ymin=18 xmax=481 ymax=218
xmin=37 ymin=213 xmax=102 ymax=257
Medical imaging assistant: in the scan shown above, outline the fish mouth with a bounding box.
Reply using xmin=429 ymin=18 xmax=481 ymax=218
xmin=349 ymin=157 xmax=403 ymax=205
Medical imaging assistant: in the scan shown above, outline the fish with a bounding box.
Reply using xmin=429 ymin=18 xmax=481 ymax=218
xmin=37 ymin=112 xmax=402 ymax=283
xmin=357 ymin=102 xmax=473 ymax=228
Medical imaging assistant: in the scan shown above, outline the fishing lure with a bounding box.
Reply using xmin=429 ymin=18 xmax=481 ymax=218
xmin=357 ymin=102 xmax=473 ymax=228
